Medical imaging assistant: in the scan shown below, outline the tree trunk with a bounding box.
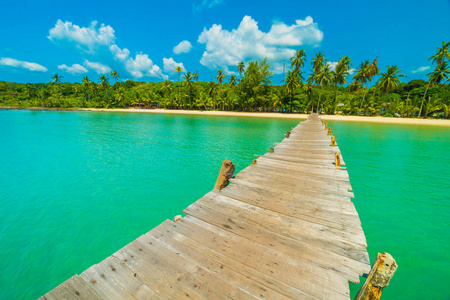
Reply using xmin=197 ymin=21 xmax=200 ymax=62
xmin=419 ymin=79 xmax=432 ymax=118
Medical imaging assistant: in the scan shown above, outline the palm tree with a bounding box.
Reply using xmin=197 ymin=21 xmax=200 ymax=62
xmin=419 ymin=62 xmax=450 ymax=117
xmin=333 ymin=56 xmax=352 ymax=108
xmin=82 ymin=76 xmax=90 ymax=102
xmin=310 ymin=51 xmax=326 ymax=100
xmin=315 ymin=64 xmax=333 ymax=113
xmin=175 ymin=66 xmax=183 ymax=102
xmin=420 ymin=42 xmax=450 ymax=117
xmin=216 ymin=70 xmax=226 ymax=84
xmin=229 ymin=75 xmax=237 ymax=86
xmin=284 ymin=70 xmax=301 ymax=112
xmin=98 ymin=75 xmax=109 ymax=91
xmin=353 ymin=60 xmax=372 ymax=110
xmin=110 ymin=70 xmax=120 ymax=89
xmin=429 ymin=41 xmax=450 ymax=66
xmin=290 ymin=49 xmax=306 ymax=73
xmin=376 ymin=65 xmax=405 ymax=100
xmin=193 ymin=72 xmax=199 ymax=82
xmin=183 ymin=72 xmax=194 ymax=106
xmin=238 ymin=62 xmax=245 ymax=80
xmin=51 ymin=73 xmax=64 ymax=95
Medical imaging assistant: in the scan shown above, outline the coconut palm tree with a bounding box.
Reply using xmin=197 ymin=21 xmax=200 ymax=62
xmin=51 ymin=73 xmax=64 ymax=95
xmin=284 ymin=70 xmax=301 ymax=112
xmin=238 ymin=62 xmax=245 ymax=80
xmin=419 ymin=61 xmax=450 ymax=117
xmin=419 ymin=42 xmax=450 ymax=117
xmin=82 ymin=76 xmax=90 ymax=102
xmin=98 ymin=75 xmax=109 ymax=91
xmin=175 ymin=66 xmax=183 ymax=101
xmin=110 ymin=70 xmax=120 ymax=89
xmin=429 ymin=41 xmax=450 ymax=66
xmin=183 ymin=72 xmax=194 ymax=106
xmin=333 ymin=56 xmax=352 ymax=107
xmin=376 ymin=65 xmax=405 ymax=99
xmin=353 ymin=60 xmax=372 ymax=110
xmin=290 ymin=49 xmax=306 ymax=73
xmin=193 ymin=72 xmax=199 ymax=82
xmin=315 ymin=64 xmax=333 ymax=113
xmin=216 ymin=70 xmax=226 ymax=84
xmin=229 ymin=75 xmax=237 ymax=86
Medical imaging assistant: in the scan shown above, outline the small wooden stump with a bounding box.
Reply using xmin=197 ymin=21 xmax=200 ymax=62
xmin=173 ymin=215 xmax=182 ymax=222
xmin=335 ymin=152 xmax=340 ymax=167
xmin=328 ymin=128 xmax=331 ymax=136
xmin=324 ymin=122 xmax=327 ymax=129
xmin=285 ymin=131 xmax=291 ymax=138
xmin=331 ymin=136 xmax=336 ymax=146
xmin=355 ymin=252 xmax=397 ymax=300
xmin=252 ymin=159 xmax=257 ymax=166
xmin=214 ymin=159 xmax=235 ymax=190
xmin=269 ymin=148 xmax=274 ymax=153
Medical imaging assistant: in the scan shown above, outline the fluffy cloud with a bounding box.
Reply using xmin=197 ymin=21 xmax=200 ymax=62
xmin=0 ymin=57 xmax=47 ymax=72
xmin=198 ymin=16 xmax=323 ymax=74
xmin=48 ymin=20 xmax=115 ymax=53
xmin=48 ymin=20 xmax=166 ymax=79
xmin=163 ymin=57 xmax=185 ymax=74
xmin=125 ymin=53 xmax=167 ymax=79
xmin=412 ymin=66 xmax=430 ymax=74
xmin=173 ymin=40 xmax=192 ymax=54
xmin=58 ymin=63 xmax=88 ymax=74
xmin=84 ymin=60 xmax=111 ymax=74
xmin=194 ymin=0 xmax=223 ymax=12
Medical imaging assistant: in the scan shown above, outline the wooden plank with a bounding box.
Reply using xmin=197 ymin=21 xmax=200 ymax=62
xmin=183 ymin=201 xmax=371 ymax=268
xmin=44 ymin=275 xmax=103 ymax=300
xmin=96 ymin=256 xmax=162 ymax=299
xmin=113 ymin=242 xmax=206 ymax=300
xmin=168 ymin=218 xmax=350 ymax=300
xmin=195 ymin=193 xmax=367 ymax=247
xmin=148 ymin=223 xmax=296 ymax=300
xmin=80 ymin=265 xmax=136 ymax=299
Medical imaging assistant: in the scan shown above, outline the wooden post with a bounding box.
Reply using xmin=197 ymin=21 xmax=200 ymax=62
xmin=325 ymin=122 xmax=327 ymax=129
xmin=214 ymin=159 xmax=235 ymax=190
xmin=269 ymin=148 xmax=274 ymax=153
xmin=328 ymin=127 xmax=331 ymax=135
xmin=331 ymin=136 xmax=336 ymax=147
xmin=335 ymin=152 xmax=340 ymax=167
xmin=252 ymin=159 xmax=257 ymax=165
xmin=355 ymin=252 xmax=397 ymax=300
xmin=285 ymin=131 xmax=291 ymax=138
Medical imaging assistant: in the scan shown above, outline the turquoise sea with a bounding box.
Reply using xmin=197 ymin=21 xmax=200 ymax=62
xmin=0 ymin=110 xmax=449 ymax=299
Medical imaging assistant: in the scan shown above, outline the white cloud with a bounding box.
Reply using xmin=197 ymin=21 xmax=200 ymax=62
xmin=163 ymin=57 xmax=185 ymax=74
xmin=83 ymin=59 xmax=111 ymax=74
xmin=0 ymin=57 xmax=47 ymax=72
xmin=109 ymin=44 xmax=130 ymax=62
xmin=48 ymin=20 xmax=115 ymax=53
xmin=412 ymin=66 xmax=430 ymax=74
xmin=194 ymin=0 xmax=223 ymax=12
xmin=173 ymin=40 xmax=192 ymax=54
xmin=124 ymin=53 xmax=167 ymax=79
xmin=48 ymin=20 xmax=167 ymax=80
xmin=58 ymin=63 xmax=88 ymax=74
xmin=198 ymin=15 xmax=323 ymax=74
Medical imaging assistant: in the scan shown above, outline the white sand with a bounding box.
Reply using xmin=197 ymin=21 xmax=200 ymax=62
xmin=82 ymin=108 xmax=450 ymax=127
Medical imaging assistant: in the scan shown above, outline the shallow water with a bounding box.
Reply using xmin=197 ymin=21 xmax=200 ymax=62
xmin=0 ymin=110 xmax=448 ymax=299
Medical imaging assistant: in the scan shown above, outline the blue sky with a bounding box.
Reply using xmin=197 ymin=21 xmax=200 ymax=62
xmin=0 ymin=0 xmax=448 ymax=84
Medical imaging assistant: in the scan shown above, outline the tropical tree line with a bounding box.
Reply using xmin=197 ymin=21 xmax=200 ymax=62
xmin=1 ymin=42 xmax=449 ymax=118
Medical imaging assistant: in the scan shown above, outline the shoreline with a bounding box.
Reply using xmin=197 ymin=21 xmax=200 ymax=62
xmin=2 ymin=107 xmax=450 ymax=126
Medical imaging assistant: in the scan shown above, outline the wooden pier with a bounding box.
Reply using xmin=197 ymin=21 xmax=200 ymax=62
xmin=41 ymin=114 xmax=374 ymax=300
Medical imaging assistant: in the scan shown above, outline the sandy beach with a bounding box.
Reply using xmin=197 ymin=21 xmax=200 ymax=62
xmin=82 ymin=108 xmax=450 ymax=127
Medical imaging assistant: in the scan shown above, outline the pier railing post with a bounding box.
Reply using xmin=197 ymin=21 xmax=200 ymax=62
xmin=354 ymin=252 xmax=397 ymax=300
xmin=335 ymin=153 xmax=341 ymax=167
xmin=328 ymin=127 xmax=332 ymax=135
xmin=214 ymin=159 xmax=235 ymax=190
xmin=331 ymin=136 xmax=336 ymax=146
xmin=285 ymin=131 xmax=291 ymax=138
